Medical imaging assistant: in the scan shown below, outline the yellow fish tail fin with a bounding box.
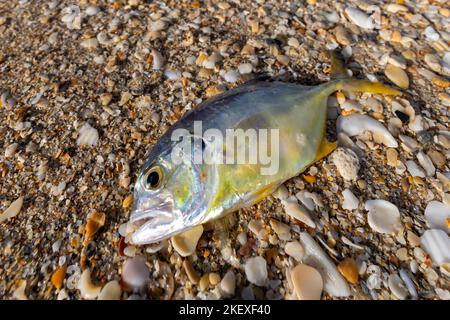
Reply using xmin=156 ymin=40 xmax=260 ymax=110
xmin=328 ymin=50 xmax=401 ymax=95
xmin=340 ymin=79 xmax=401 ymax=95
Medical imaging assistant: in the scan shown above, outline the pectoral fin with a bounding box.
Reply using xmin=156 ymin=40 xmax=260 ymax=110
xmin=315 ymin=136 xmax=337 ymax=161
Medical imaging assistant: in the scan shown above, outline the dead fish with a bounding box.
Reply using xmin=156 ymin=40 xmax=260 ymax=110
xmin=128 ymin=51 xmax=400 ymax=245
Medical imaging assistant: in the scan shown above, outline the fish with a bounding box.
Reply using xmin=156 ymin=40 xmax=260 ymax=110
xmin=128 ymin=51 xmax=400 ymax=245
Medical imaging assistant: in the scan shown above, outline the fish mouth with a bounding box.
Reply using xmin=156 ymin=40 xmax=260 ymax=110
xmin=128 ymin=197 xmax=185 ymax=245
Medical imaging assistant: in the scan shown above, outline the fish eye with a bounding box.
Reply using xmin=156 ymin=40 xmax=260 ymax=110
xmin=144 ymin=166 xmax=163 ymax=190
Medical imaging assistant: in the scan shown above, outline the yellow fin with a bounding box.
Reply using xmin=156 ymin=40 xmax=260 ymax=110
xmin=340 ymin=79 xmax=401 ymax=95
xmin=315 ymin=136 xmax=337 ymax=161
xmin=329 ymin=50 xmax=401 ymax=95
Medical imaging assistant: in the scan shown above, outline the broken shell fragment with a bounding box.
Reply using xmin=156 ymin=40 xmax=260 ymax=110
xmin=285 ymin=241 xmax=305 ymax=262
xmin=171 ymin=225 xmax=204 ymax=257
xmin=77 ymin=269 xmax=102 ymax=300
xmin=365 ymin=200 xmax=402 ymax=234
xmin=0 ymin=196 xmax=23 ymax=224
xmin=281 ymin=196 xmax=316 ymax=228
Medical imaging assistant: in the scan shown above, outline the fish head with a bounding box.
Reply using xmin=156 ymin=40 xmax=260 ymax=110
xmin=129 ymin=140 xmax=213 ymax=245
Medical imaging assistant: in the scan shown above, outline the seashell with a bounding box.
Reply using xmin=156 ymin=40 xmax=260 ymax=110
xmin=0 ymin=196 xmax=23 ymax=223
xmin=77 ymin=123 xmax=99 ymax=146
xmin=121 ymin=256 xmax=150 ymax=289
xmin=399 ymin=269 xmax=418 ymax=300
xmin=220 ymin=270 xmax=236 ymax=296
xmin=296 ymin=190 xmax=324 ymax=210
xmin=238 ymin=63 xmax=253 ymax=74
xmin=164 ymin=69 xmax=181 ymax=80
xmin=345 ymin=7 xmax=374 ymax=30
xmin=291 ymin=264 xmax=323 ymax=300
xmin=398 ymin=134 xmax=420 ymax=153
xmin=406 ymin=160 xmax=426 ymax=178
xmin=83 ymin=211 xmax=105 ymax=246
xmin=223 ymin=70 xmax=240 ymax=83
xmin=51 ymin=266 xmax=67 ymax=289
xmin=151 ymin=50 xmax=165 ymax=70
xmin=281 ymin=196 xmax=316 ymax=228
xmin=342 ymin=188 xmax=359 ymax=210
xmin=98 ymin=280 xmax=122 ymax=300
xmin=171 ymin=224 xmax=203 ymax=257
xmin=299 ymin=232 xmax=350 ymax=297
xmin=388 ymin=273 xmax=408 ymax=300
xmin=4 ymin=142 xmax=19 ymax=158
xmin=365 ymin=200 xmax=402 ymax=234
xmin=77 ymin=269 xmax=101 ymax=300
xmin=273 ymin=184 xmax=289 ymax=201
xmin=337 ymin=258 xmax=359 ymax=284
xmin=384 ymin=64 xmax=409 ymax=89
xmin=417 ymin=151 xmax=435 ymax=177
xmin=337 ymin=114 xmax=398 ymax=147
xmin=12 ymin=279 xmax=27 ymax=300
xmin=420 ymin=229 xmax=450 ymax=266
xmin=269 ymin=219 xmax=291 ymax=241
xmin=424 ymin=201 xmax=450 ymax=234
xmin=285 ymin=241 xmax=305 ymax=262
xmin=244 ymin=256 xmax=267 ymax=286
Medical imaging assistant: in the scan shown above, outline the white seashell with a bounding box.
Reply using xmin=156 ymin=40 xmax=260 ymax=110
xmin=151 ymin=50 xmax=165 ymax=70
xmin=424 ymin=26 xmax=440 ymax=41
xmin=85 ymin=6 xmax=100 ymax=16
xmin=77 ymin=123 xmax=99 ymax=146
xmin=244 ymin=256 xmax=267 ymax=286
xmin=365 ymin=199 xmax=402 ymax=234
xmin=273 ymin=184 xmax=289 ymax=201
xmin=406 ymin=160 xmax=425 ymax=178
xmin=299 ymin=232 xmax=350 ymax=297
xmin=77 ymin=269 xmax=102 ymax=300
xmin=0 ymin=196 xmax=23 ymax=223
xmin=80 ymin=38 xmax=98 ymax=50
xmin=417 ymin=151 xmax=435 ymax=177
xmin=388 ymin=273 xmax=408 ymax=300
xmin=291 ymin=264 xmax=323 ymax=300
xmin=238 ymin=63 xmax=253 ymax=74
xmin=398 ymin=134 xmax=419 ymax=152
xmin=171 ymin=224 xmax=203 ymax=257
xmin=337 ymin=114 xmax=398 ymax=147
xmin=223 ymin=70 xmax=240 ymax=83
xmin=342 ymin=188 xmax=359 ymax=210
xmin=296 ymin=191 xmax=324 ymax=210
xmin=4 ymin=143 xmax=19 ymax=158
xmin=281 ymin=196 xmax=316 ymax=228
xmin=399 ymin=269 xmax=418 ymax=299
xmin=420 ymin=229 xmax=450 ymax=266
xmin=345 ymin=7 xmax=374 ymax=30
xmin=408 ymin=116 xmax=423 ymax=132
xmin=164 ymin=69 xmax=181 ymax=80
xmin=121 ymin=256 xmax=150 ymax=289
xmin=98 ymin=280 xmax=122 ymax=300
xmin=220 ymin=270 xmax=236 ymax=296
xmin=285 ymin=241 xmax=305 ymax=262
xmin=424 ymin=201 xmax=450 ymax=234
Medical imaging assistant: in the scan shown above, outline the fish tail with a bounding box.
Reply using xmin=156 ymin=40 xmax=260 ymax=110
xmin=328 ymin=50 xmax=401 ymax=95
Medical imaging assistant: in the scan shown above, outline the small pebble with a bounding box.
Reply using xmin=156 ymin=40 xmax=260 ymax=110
xmin=244 ymin=256 xmax=267 ymax=286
